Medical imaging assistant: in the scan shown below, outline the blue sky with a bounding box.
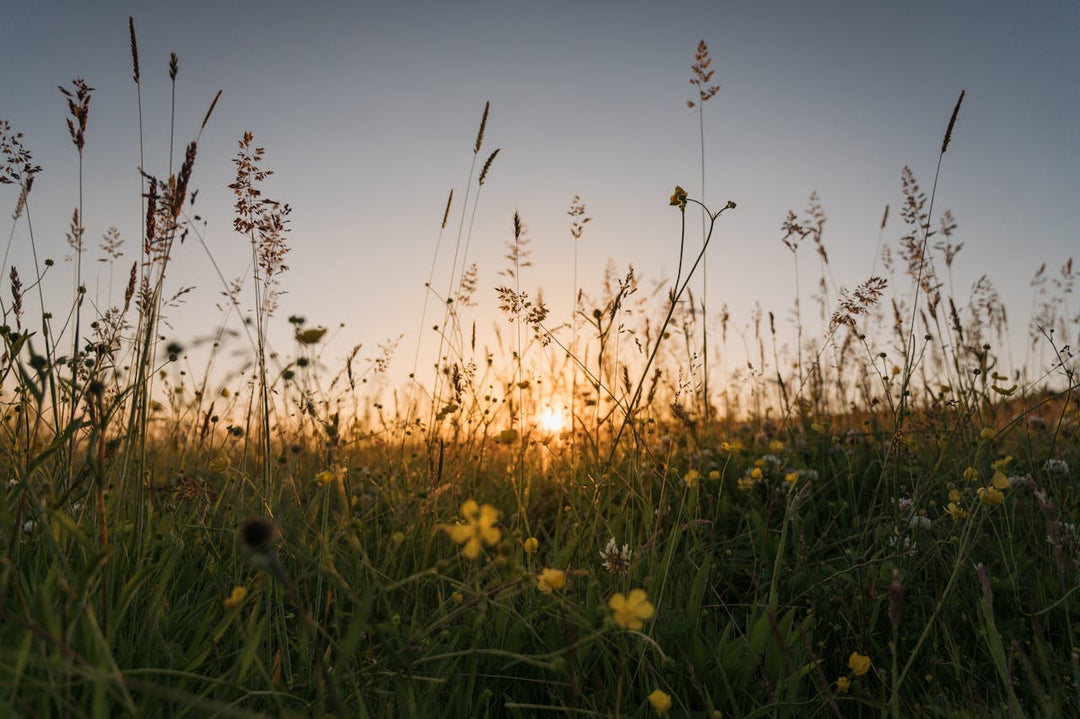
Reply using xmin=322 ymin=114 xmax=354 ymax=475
xmin=2 ymin=0 xmax=1078 ymax=402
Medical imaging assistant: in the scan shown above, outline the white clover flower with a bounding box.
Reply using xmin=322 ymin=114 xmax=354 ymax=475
xmin=1044 ymin=459 xmax=1070 ymax=476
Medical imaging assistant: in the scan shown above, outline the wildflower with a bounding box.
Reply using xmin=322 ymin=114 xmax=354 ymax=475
xmin=315 ymin=469 xmax=335 ymax=487
xmin=208 ymin=449 xmax=230 ymax=473
xmin=908 ymin=512 xmax=931 ymax=530
xmin=836 ymin=676 xmax=851 ymax=692
xmin=451 ymin=591 xmax=464 ymax=604
xmin=991 ymin=471 xmax=1010 ymax=490
xmin=784 ymin=472 xmax=799 ymax=487
xmin=708 ymin=470 xmax=721 ymax=480
xmin=440 ymin=500 xmax=501 ymax=560
xmin=750 ymin=467 xmax=763 ymax=480
xmin=946 ymin=501 xmax=967 ymax=519
xmin=523 ymin=536 xmax=539 ymax=555
xmin=736 ymin=477 xmax=756 ymax=491
xmin=223 ymin=586 xmax=248 ymax=610
xmin=391 ymin=531 xmax=405 ymax=545
xmin=848 ymin=652 xmax=871 ymax=676
xmin=991 ymin=455 xmax=1012 ymax=472
xmin=1045 ymin=459 xmax=1070 ymax=476
xmin=647 ymin=689 xmax=672 ymax=715
xmin=669 ymin=185 xmax=687 ymax=209
xmin=768 ymin=439 xmax=784 ymax=452
xmin=977 ymin=486 xmax=1005 ymax=506
xmin=980 ymin=428 xmax=995 ymax=440
xmin=948 ymin=489 xmax=961 ymax=503
xmin=683 ymin=469 xmax=701 ymax=488
xmin=962 ymin=466 xmax=980 ymax=482
xmin=609 ymin=588 xmax=655 ymax=630
xmin=537 ymin=568 xmax=566 ymax=593
xmin=599 ymin=538 xmax=633 ymax=574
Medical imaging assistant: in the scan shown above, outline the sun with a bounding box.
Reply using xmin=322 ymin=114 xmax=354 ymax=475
xmin=537 ymin=405 xmax=566 ymax=434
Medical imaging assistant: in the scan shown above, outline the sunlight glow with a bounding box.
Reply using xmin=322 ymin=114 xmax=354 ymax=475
xmin=537 ymin=405 xmax=566 ymax=434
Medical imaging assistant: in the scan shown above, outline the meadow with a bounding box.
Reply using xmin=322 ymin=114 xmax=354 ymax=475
xmin=1 ymin=29 xmax=1079 ymax=718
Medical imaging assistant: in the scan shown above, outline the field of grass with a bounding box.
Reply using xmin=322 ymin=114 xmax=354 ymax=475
xmin=2 ymin=29 xmax=1079 ymax=718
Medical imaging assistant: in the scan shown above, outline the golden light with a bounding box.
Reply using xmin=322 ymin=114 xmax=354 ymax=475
xmin=537 ymin=405 xmax=566 ymax=434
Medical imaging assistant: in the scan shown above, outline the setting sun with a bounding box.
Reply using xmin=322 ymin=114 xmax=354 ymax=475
xmin=537 ymin=405 xmax=566 ymax=434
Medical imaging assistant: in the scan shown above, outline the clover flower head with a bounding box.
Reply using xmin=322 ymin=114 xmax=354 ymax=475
xmin=599 ymin=537 xmax=633 ymax=574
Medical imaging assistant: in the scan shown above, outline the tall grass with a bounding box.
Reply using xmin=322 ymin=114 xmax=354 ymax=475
xmin=1 ymin=29 xmax=1079 ymax=719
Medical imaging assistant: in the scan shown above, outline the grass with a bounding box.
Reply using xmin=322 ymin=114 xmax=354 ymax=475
xmin=2 ymin=25 xmax=1079 ymax=718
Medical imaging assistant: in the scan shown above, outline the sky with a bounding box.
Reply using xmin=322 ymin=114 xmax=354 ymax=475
xmin=2 ymin=0 xmax=1078 ymax=408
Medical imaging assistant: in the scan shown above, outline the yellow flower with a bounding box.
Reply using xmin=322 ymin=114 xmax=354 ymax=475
xmin=980 ymin=428 xmax=995 ymax=440
xmin=750 ymin=467 xmax=763 ymax=480
xmin=440 ymin=500 xmax=501 ymax=560
xmin=315 ymin=469 xmax=336 ymax=487
xmin=609 ymin=588 xmax=655 ymax=630
xmin=647 ymin=689 xmax=672 ymax=715
xmin=991 ymin=471 xmax=1010 ymax=490
xmin=848 ymin=652 xmax=871 ymax=676
xmin=223 ymin=586 xmax=248 ymax=610
xmin=977 ymin=486 xmax=1005 ymax=506
xmin=208 ymin=449 xmax=230 ymax=473
xmin=963 ymin=466 xmax=980 ymax=482
xmin=991 ymin=455 xmax=1012 ymax=472
xmin=946 ymin=501 xmax=968 ymax=520
xmin=537 ymin=568 xmax=566 ymax=593
xmin=836 ymin=676 xmax=851 ymax=692
xmin=784 ymin=472 xmax=799 ymax=486
xmin=708 ymin=470 xmax=721 ymax=480
xmin=948 ymin=489 xmax=961 ymax=503
xmin=451 ymin=591 xmax=464 ymax=604
xmin=669 ymin=186 xmax=688 ymax=209
xmin=768 ymin=439 xmax=785 ymax=452
xmin=684 ymin=469 xmax=701 ymax=488
xmin=523 ymin=536 xmax=539 ymax=555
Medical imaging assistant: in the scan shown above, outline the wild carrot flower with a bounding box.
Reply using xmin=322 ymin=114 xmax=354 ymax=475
xmin=523 ymin=536 xmax=539 ymax=555
xmin=223 ymin=586 xmax=248 ymax=610
xmin=848 ymin=652 xmax=871 ymax=676
xmin=440 ymin=500 xmax=501 ymax=560
xmin=537 ymin=568 xmax=566 ymax=593
xmin=647 ymin=689 xmax=672 ymax=714
xmin=609 ymin=588 xmax=655 ymax=630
